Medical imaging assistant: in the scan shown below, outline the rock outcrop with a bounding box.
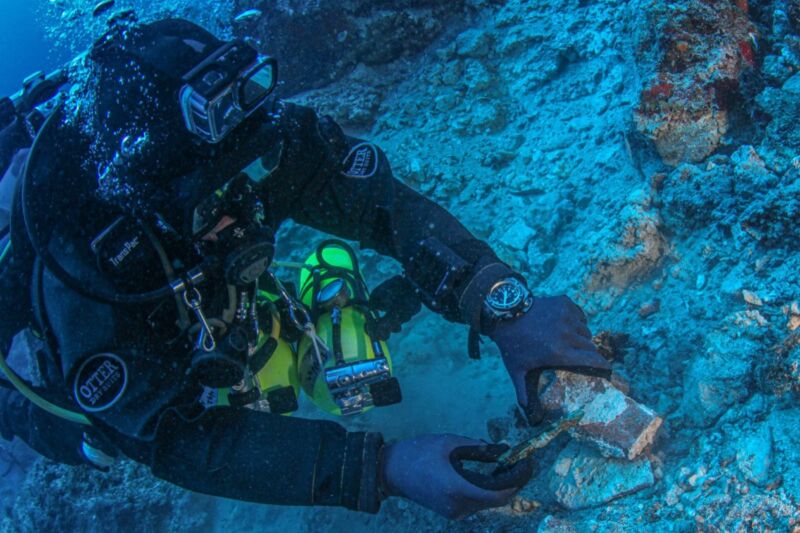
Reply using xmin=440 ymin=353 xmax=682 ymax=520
xmin=548 ymin=441 xmax=655 ymax=510
xmin=233 ymin=0 xmax=487 ymax=95
xmin=634 ymin=0 xmax=757 ymax=166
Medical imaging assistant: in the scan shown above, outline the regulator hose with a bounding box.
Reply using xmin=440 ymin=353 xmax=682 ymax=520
xmin=0 ymin=346 xmax=91 ymax=426
xmin=20 ymin=105 xmax=175 ymax=305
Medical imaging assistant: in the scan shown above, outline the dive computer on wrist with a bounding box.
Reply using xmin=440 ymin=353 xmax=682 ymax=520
xmin=483 ymin=277 xmax=533 ymax=322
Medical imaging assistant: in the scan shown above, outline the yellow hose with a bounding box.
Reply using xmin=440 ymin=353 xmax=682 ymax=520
xmin=0 ymin=348 xmax=91 ymax=426
xmin=270 ymin=310 xmax=281 ymax=340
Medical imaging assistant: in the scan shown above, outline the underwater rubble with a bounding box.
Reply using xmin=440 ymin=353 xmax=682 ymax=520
xmin=3 ymin=0 xmax=799 ymax=531
xmin=1 ymin=461 xmax=212 ymax=532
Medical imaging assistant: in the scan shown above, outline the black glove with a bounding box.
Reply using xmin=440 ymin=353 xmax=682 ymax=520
xmin=381 ymin=434 xmax=532 ymax=519
xmin=489 ymin=295 xmax=612 ymax=425
xmin=366 ymin=275 xmax=421 ymax=340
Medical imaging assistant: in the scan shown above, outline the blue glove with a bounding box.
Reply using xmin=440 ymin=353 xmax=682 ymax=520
xmin=381 ymin=434 xmax=532 ymax=519
xmin=488 ymin=295 xmax=612 ymax=425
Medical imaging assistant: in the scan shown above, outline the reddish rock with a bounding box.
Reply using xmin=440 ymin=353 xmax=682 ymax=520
xmin=634 ymin=0 xmax=758 ymax=165
xmin=538 ymin=371 xmax=663 ymax=460
xmin=639 ymin=299 xmax=661 ymax=318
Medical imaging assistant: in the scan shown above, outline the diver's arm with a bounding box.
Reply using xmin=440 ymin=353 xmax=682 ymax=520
xmin=142 ymin=408 xmax=382 ymax=510
xmin=273 ymin=103 xmax=517 ymax=328
xmin=41 ymin=270 xmax=384 ymax=512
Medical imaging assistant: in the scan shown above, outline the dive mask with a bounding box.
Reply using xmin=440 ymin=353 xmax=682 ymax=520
xmin=180 ymin=40 xmax=277 ymax=144
xmin=191 ymin=174 xmax=275 ymax=286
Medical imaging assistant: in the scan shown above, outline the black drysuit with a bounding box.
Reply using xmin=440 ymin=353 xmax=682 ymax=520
xmin=0 ymin=101 xmax=516 ymax=512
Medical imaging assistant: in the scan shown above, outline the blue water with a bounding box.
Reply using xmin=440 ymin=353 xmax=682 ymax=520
xmin=0 ymin=0 xmax=66 ymax=97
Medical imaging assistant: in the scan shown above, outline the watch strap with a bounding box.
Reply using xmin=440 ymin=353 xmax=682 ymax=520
xmin=468 ymin=327 xmax=483 ymax=359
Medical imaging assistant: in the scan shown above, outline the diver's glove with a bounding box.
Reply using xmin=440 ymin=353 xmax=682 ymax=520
xmin=366 ymin=275 xmax=421 ymax=341
xmin=380 ymin=434 xmax=532 ymax=519
xmin=488 ymin=295 xmax=612 ymax=425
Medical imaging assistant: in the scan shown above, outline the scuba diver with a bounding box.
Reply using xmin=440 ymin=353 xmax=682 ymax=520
xmin=0 ymin=16 xmax=611 ymax=519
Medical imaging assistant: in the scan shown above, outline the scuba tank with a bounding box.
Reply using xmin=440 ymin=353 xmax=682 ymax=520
xmin=297 ymin=240 xmax=402 ymax=416
xmin=1 ymin=67 xmax=71 ymax=360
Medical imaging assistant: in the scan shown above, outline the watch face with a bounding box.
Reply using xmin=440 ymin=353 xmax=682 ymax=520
xmin=487 ymin=280 xmax=525 ymax=311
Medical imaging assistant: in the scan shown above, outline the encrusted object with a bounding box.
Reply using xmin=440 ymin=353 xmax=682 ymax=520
xmin=498 ymin=410 xmax=584 ymax=467
xmin=538 ymin=371 xmax=663 ymax=460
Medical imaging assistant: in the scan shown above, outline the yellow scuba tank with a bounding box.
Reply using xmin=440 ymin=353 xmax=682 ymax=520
xmin=297 ymin=240 xmax=402 ymax=416
xmin=203 ymin=298 xmax=300 ymax=415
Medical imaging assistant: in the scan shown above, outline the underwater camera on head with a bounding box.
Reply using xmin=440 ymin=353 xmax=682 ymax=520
xmin=179 ymin=39 xmax=277 ymax=144
xmin=296 ymin=240 xmax=403 ymax=416
xmin=13 ymin=16 xmax=280 ymax=310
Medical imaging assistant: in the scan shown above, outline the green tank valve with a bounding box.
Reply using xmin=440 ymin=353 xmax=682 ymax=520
xmin=497 ymin=410 xmax=584 ymax=467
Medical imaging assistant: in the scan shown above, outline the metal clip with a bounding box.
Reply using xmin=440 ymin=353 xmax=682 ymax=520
xmin=182 ymin=287 xmax=217 ymax=352
xmin=263 ymin=270 xmax=312 ymax=330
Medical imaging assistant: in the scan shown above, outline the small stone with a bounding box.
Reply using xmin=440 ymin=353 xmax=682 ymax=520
xmin=638 ymin=299 xmax=661 ymax=318
xmin=233 ymin=8 xmax=262 ymax=23
xmin=782 ymin=72 xmax=800 ymax=94
xmin=627 ymin=188 xmax=652 ymax=208
xmin=732 ymin=309 xmax=768 ymax=327
xmin=527 ymin=250 xmax=557 ymax=283
xmin=500 ymin=220 xmax=536 ymax=251
xmin=406 ymin=158 xmax=424 ymax=182
xmin=742 ymin=290 xmax=764 ymax=306
xmin=440 ymin=61 xmax=463 ymax=86
xmin=773 ymin=8 xmax=791 ymax=37
xmin=721 ymin=269 xmax=745 ymax=296
xmin=651 ymin=172 xmax=668 ymax=190
xmin=736 ymin=424 xmax=772 ymax=486
xmin=454 ymin=29 xmax=493 ymax=58
xmin=665 ymin=485 xmax=684 ymax=506
xmin=510 ymin=496 xmax=539 ymax=514
xmin=696 ymin=273 xmax=707 ymax=290
xmin=463 ymin=59 xmax=493 ymax=92
xmin=788 ymin=316 xmax=800 ymax=331
xmin=538 ymin=515 xmax=578 ymax=533
xmin=680 ymin=332 xmax=754 ymax=426
xmin=433 ymin=92 xmax=458 ymax=112
xmin=549 ymin=441 xmax=655 ymax=510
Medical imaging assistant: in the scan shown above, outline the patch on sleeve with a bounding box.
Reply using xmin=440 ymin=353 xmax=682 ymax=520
xmin=341 ymin=142 xmax=379 ymax=179
xmin=73 ymin=353 xmax=128 ymax=412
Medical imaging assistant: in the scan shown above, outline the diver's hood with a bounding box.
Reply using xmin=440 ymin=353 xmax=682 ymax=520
xmin=26 ymin=101 xmax=279 ymax=245
xmin=18 ymin=19 xmax=283 ymax=305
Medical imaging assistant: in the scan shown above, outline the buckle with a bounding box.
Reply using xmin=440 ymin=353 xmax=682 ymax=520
xmin=324 ymin=358 xmax=395 ymax=415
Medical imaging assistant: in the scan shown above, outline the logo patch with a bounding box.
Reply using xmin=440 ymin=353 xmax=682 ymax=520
xmin=73 ymin=353 xmax=128 ymax=412
xmin=198 ymin=387 xmax=219 ymax=408
xmin=341 ymin=142 xmax=379 ymax=179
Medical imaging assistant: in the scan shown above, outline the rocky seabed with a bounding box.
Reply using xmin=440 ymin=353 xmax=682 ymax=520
xmin=1 ymin=0 xmax=799 ymax=531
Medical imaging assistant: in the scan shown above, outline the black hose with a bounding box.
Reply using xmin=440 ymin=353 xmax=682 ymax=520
xmin=20 ymin=107 xmax=174 ymax=305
